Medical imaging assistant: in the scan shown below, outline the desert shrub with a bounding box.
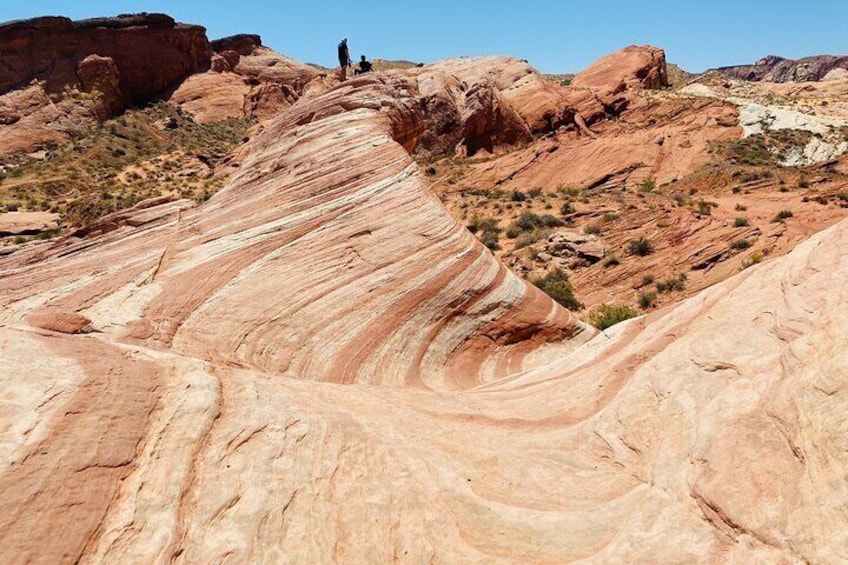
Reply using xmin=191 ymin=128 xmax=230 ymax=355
xmin=656 ymin=273 xmax=687 ymax=293
xmin=511 ymin=212 xmax=559 ymax=233
xmin=735 ymin=203 xmax=747 ymax=211
xmin=587 ymin=304 xmax=640 ymax=330
xmin=733 ymin=216 xmax=749 ymax=227
xmin=557 ymin=184 xmax=581 ymax=197
xmin=722 ymin=136 xmax=777 ymax=166
xmin=772 ymin=210 xmax=793 ymax=222
xmin=730 ymin=239 xmax=753 ymax=250
xmin=742 ymin=251 xmax=765 ymax=269
xmin=603 ymin=253 xmax=620 ymax=267
xmin=532 ymin=268 xmax=583 ymax=311
xmin=481 ymin=231 xmax=500 ymax=250
xmin=560 ymin=201 xmax=575 ymax=215
xmin=514 ymin=211 xmax=541 ymax=231
xmin=540 ymin=214 xmax=561 ymax=228
xmin=696 ymin=199 xmax=715 ymax=215
xmin=638 ymin=177 xmax=657 ymax=193
xmin=510 ymin=190 xmax=526 ymax=202
xmin=527 ymin=187 xmax=543 ymax=198
xmin=469 ymin=218 xmax=501 ymax=250
xmin=584 ymin=224 xmax=601 ymax=235
xmin=515 ymin=228 xmax=552 ymax=250
xmin=638 ymin=291 xmax=658 ymax=309
xmin=602 ymin=212 xmax=619 ymax=223
xmin=505 ymin=225 xmax=522 ymax=239
xmin=627 ymin=237 xmax=654 ymax=256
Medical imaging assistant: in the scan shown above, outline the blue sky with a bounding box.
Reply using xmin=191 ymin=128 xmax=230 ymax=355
xmin=4 ymin=1 xmax=846 ymax=73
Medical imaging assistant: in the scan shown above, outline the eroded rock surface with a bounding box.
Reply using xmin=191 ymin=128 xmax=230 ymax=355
xmin=715 ymin=54 xmax=848 ymax=83
xmin=0 ymin=13 xmax=211 ymax=153
xmin=0 ymin=55 xmax=847 ymax=565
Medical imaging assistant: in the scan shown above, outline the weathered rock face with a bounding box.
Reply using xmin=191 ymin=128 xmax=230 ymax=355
xmin=715 ymin=54 xmax=848 ymax=83
xmin=564 ymin=45 xmax=670 ymax=123
xmin=0 ymin=13 xmax=211 ymax=104
xmin=210 ymin=33 xmax=262 ymax=56
xmin=76 ymin=54 xmax=122 ymax=119
xmin=400 ymin=56 xmax=589 ymax=157
xmin=168 ymin=35 xmax=324 ymax=123
xmin=0 ymin=13 xmax=212 ymax=154
xmin=572 ymin=44 xmax=669 ymax=93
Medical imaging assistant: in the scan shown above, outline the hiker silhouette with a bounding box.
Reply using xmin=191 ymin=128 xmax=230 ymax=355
xmin=355 ymin=55 xmax=372 ymax=75
xmin=337 ymin=38 xmax=351 ymax=80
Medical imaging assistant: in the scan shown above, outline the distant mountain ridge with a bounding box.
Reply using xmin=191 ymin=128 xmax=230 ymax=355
xmin=714 ymin=53 xmax=848 ymax=82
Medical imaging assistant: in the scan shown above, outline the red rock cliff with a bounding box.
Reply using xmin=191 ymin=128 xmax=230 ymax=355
xmin=0 ymin=13 xmax=211 ymax=105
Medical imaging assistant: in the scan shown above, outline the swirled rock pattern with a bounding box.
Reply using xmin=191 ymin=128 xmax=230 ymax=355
xmin=0 ymin=57 xmax=847 ymax=564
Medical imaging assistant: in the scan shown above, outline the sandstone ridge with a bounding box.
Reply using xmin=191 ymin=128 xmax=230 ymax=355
xmin=0 ymin=52 xmax=846 ymax=564
xmin=715 ymin=53 xmax=848 ymax=83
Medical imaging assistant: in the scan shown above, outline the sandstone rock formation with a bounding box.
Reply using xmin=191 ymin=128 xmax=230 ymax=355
xmin=715 ymin=54 xmax=848 ymax=83
xmin=572 ymin=45 xmax=670 ymax=92
xmin=0 ymin=211 xmax=59 ymax=236
xmin=563 ymin=45 xmax=670 ymax=121
xmin=1 ymin=52 xmax=847 ymax=563
xmin=167 ymin=34 xmax=324 ymax=123
xmin=0 ymin=13 xmax=211 ymax=154
xmin=0 ymin=14 xmax=209 ymax=103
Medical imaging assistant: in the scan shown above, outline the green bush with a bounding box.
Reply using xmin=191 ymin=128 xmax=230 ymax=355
xmin=696 ymin=199 xmax=714 ymax=215
xmin=733 ymin=216 xmax=749 ymax=227
xmin=481 ymin=231 xmax=500 ymax=250
xmin=627 ymin=237 xmax=654 ymax=256
xmin=514 ymin=229 xmax=551 ymax=250
xmin=514 ymin=211 xmax=540 ymax=230
xmin=772 ymin=210 xmax=793 ymax=222
xmin=532 ymin=268 xmax=583 ymax=311
xmin=656 ymin=273 xmax=687 ymax=293
xmin=638 ymin=177 xmax=657 ymax=193
xmin=584 ymin=224 xmax=601 ymax=235
xmin=560 ymin=201 xmax=575 ymax=215
xmin=505 ymin=225 xmax=522 ymax=239
xmin=638 ymin=291 xmax=658 ymax=309
xmin=540 ymin=214 xmax=561 ymax=228
xmin=730 ymin=239 xmax=753 ymax=250
xmin=587 ymin=304 xmax=640 ymax=330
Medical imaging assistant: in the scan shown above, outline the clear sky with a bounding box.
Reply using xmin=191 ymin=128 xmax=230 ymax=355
xmin=3 ymin=1 xmax=846 ymax=73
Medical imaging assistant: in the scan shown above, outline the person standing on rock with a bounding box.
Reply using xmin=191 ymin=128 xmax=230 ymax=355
xmin=338 ymin=38 xmax=352 ymax=81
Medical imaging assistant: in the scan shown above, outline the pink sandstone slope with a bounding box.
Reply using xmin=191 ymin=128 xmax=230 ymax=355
xmin=0 ymin=57 xmax=846 ymax=563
